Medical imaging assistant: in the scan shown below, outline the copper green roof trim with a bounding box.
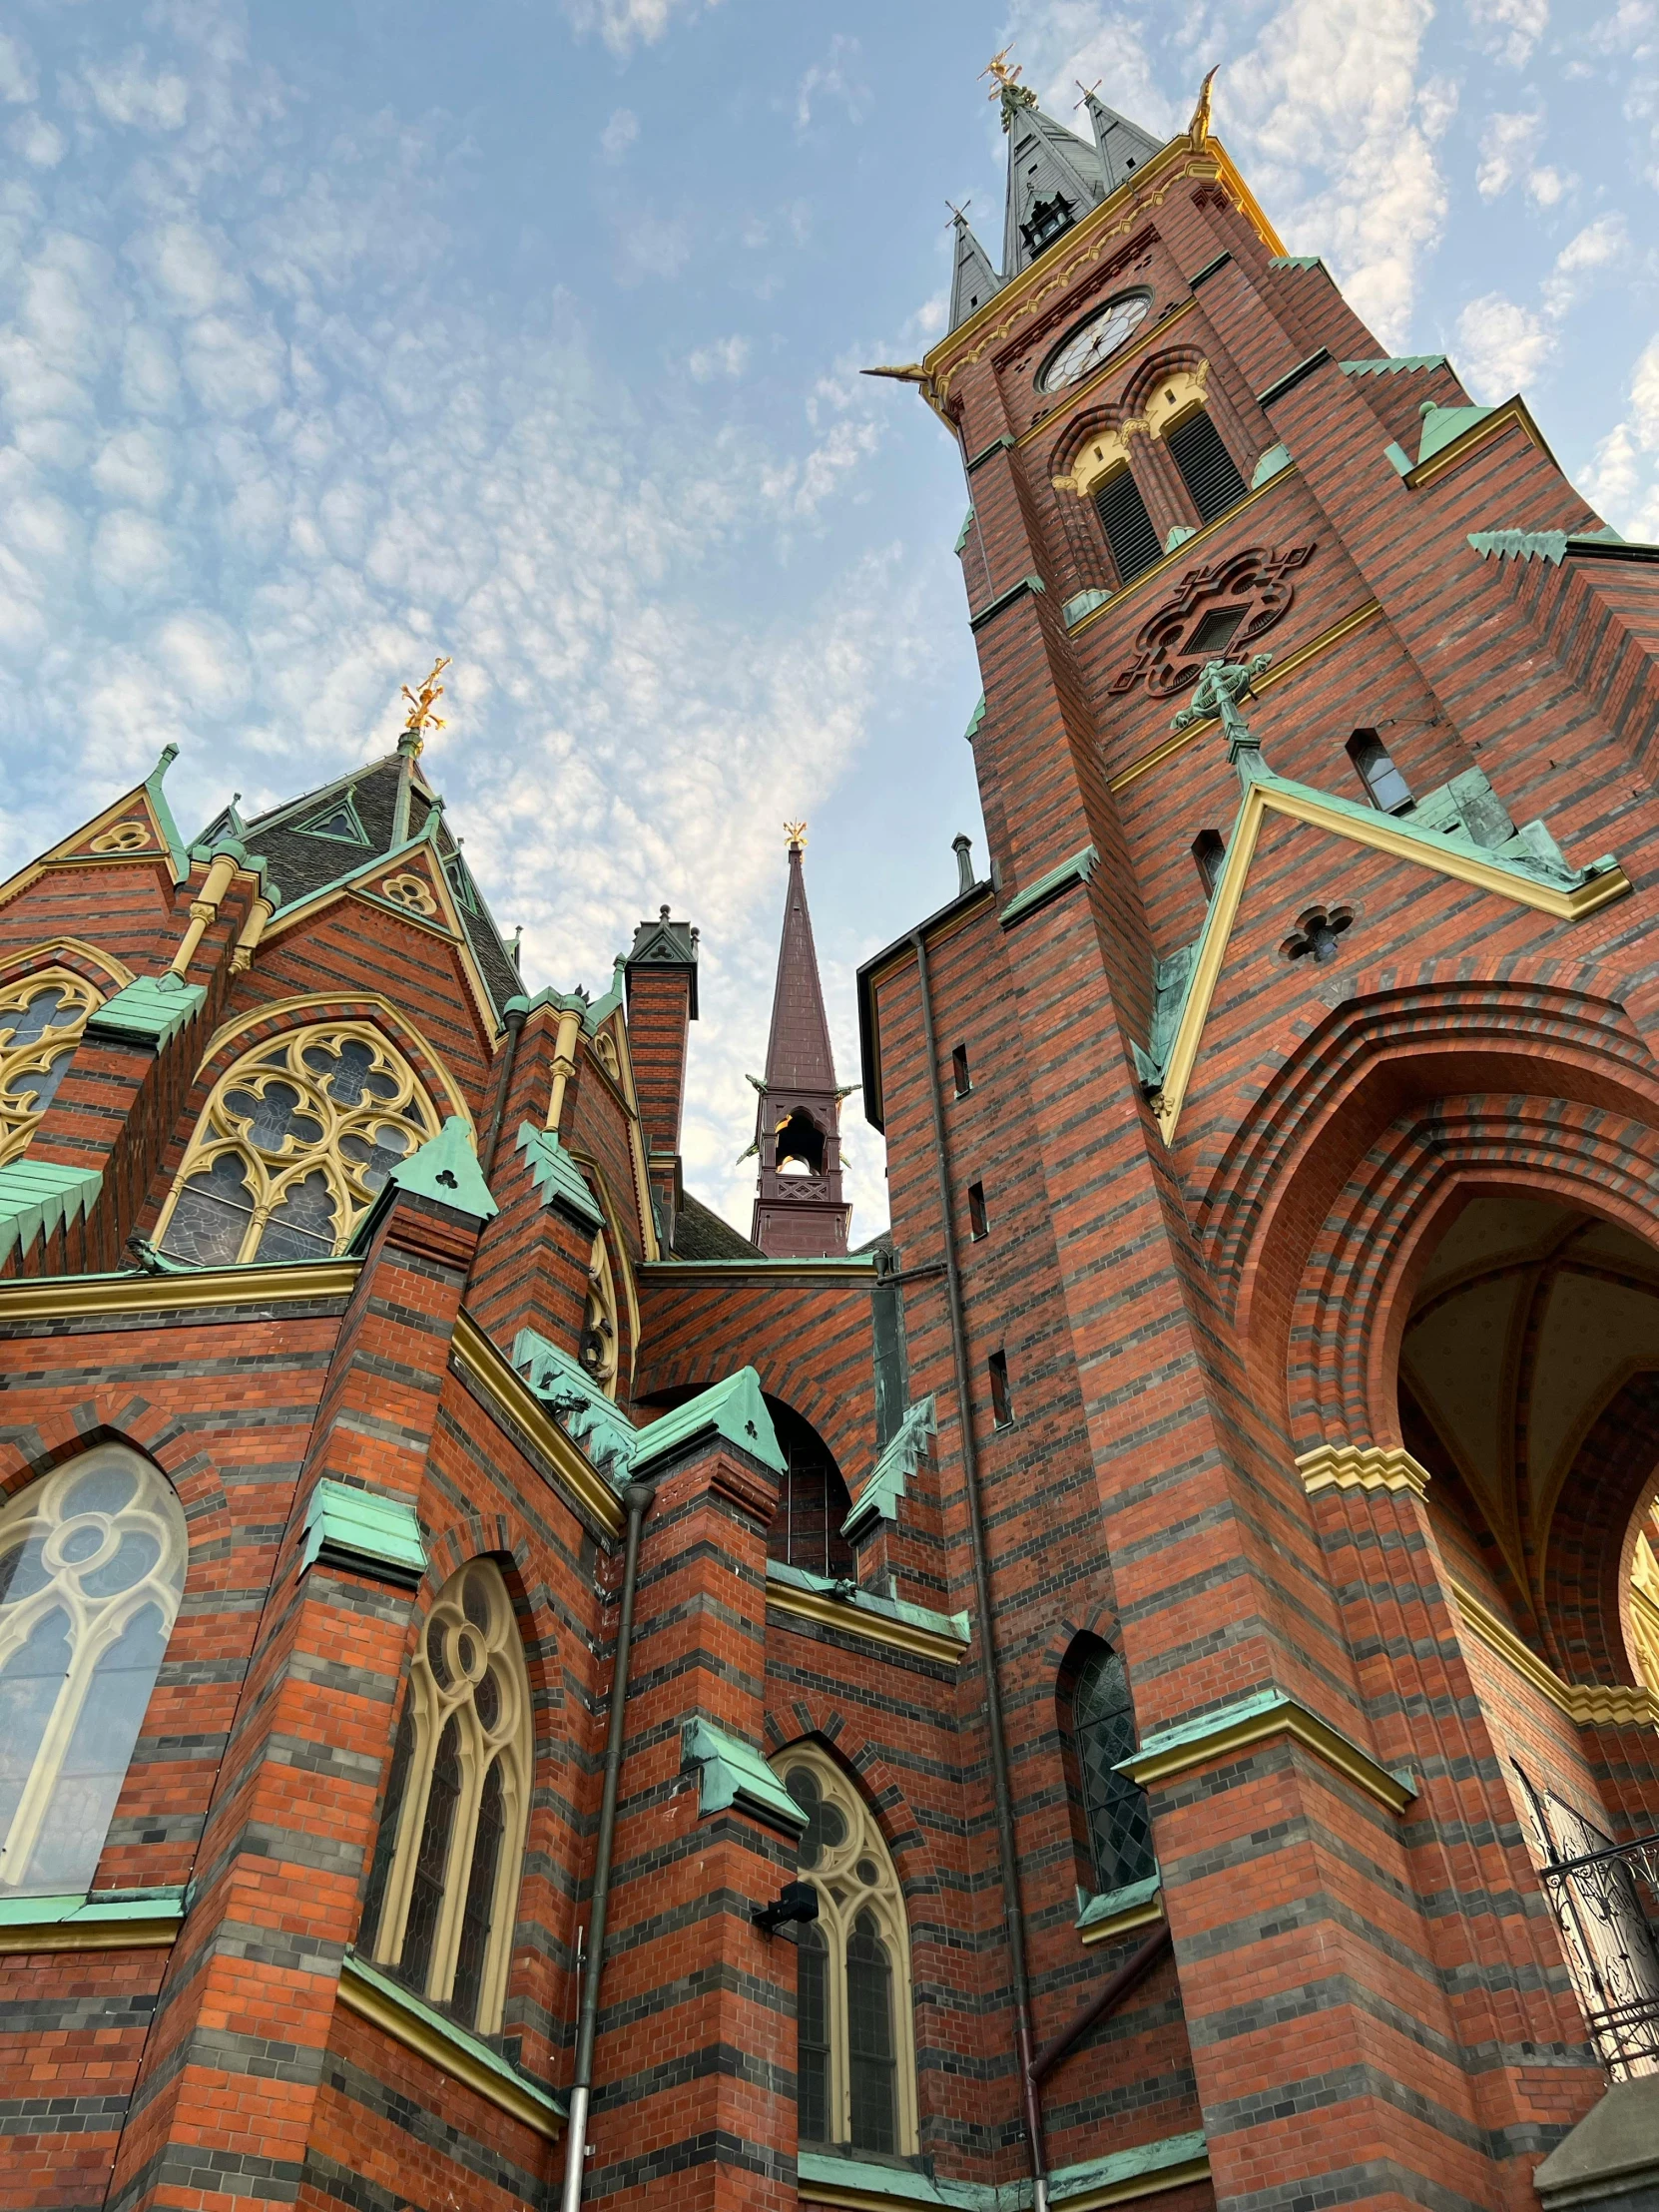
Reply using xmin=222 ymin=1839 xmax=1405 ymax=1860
xmin=1269 ymin=254 xmax=1324 ymax=273
xmin=843 ymin=1393 xmax=936 ymax=1539
xmin=513 ymin=1326 xmax=639 ymax=1486
xmin=1075 ymin=1873 xmax=1162 ymax=1933
xmin=515 ymin=1122 xmax=604 ymax=1231
xmin=1340 ymin=355 xmax=1449 ymax=376
xmin=0 ymin=1160 xmax=103 ymax=1268
xmin=954 ymin=507 xmax=974 ymax=553
xmin=963 ymin=693 xmax=987 ymax=743
xmin=85 ymin=974 xmax=205 ymax=1052
xmin=795 ymin=2128 xmax=1209 ymax=2207
xmin=681 ymin=1716 xmax=807 ymax=1832
xmin=631 ymin=1364 xmax=784 ymax=1478
xmin=1415 ymin=399 xmax=1493 ymax=466
xmin=292 ymin=789 xmax=370 ymax=845
xmin=1250 ymin=441 xmax=1293 ymax=487
xmin=768 ymin=1558 xmax=968 ymax=1649
xmin=390 ymin=1117 xmax=498 ymax=1221
xmin=999 ymin=842 xmax=1098 ymax=927
xmin=299 ymin=1477 xmax=427 ymax=1588
xmin=0 ymin=1887 xmax=184 ymax=1929
xmin=144 ymin=744 xmax=191 ymax=884
xmin=1467 ymin=527 xmax=1640 ymax=565
xmin=340 ymin=1951 xmax=565 ymax=2121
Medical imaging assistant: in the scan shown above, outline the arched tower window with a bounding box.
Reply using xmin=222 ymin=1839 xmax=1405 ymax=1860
xmin=1059 ymin=1639 xmax=1157 ymax=1896
xmin=767 ymin=1400 xmax=853 ymax=1580
xmin=774 ymin=1108 xmax=826 ymax=1177
xmin=358 ymin=1558 xmax=532 ymax=2032
xmin=775 ymin=1744 xmax=918 ymax=2157
xmin=1348 ymin=729 xmax=1414 ymax=815
xmin=1165 ymin=408 xmax=1247 ymax=523
xmin=155 ymin=1022 xmax=444 ymax=1267
xmin=581 ymin=1232 xmax=621 ymax=1398
xmin=1093 ymin=465 xmax=1162 ymax=587
xmin=1192 ymin=830 xmax=1226 ymax=895
xmin=0 ymin=1445 xmax=186 ymax=1897
xmin=0 ymin=969 xmax=104 ymax=1169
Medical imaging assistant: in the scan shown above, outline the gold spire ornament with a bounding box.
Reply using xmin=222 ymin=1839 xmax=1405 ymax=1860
xmin=1188 ymin=66 xmax=1218 ymax=150
xmin=982 ymin=46 xmax=1037 ymax=127
xmin=399 ymin=655 xmax=451 ymax=751
xmin=785 ymin=821 xmax=808 ymax=851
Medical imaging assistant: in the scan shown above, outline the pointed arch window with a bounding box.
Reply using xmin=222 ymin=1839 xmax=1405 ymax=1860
xmin=1060 ymin=1640 xmax=1157 ymax=1896
xmin=155 ymin=1023 xmax=444 ymax=1267
xmin=0 ymin=1446 xmax=186 ymax=1897
xmin=581 ymin=1232 xmax=620 ymax=1396
xmin=0 ymin=969 xmax=104 ymax=1169
xmin=775 ymin=1744 xmax=917 ymax=2157
xmin=358 ymin=1559 xmax=532 ymax=2033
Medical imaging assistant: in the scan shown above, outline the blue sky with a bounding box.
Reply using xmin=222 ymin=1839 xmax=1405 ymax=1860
xmin=2 ymin=0 xmax=1656 ymax=1241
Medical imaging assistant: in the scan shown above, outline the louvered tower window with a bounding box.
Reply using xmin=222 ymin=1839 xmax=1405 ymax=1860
xmin=1093 ymin=468 xmax=1161 ymax=587
xmin=1165 ymin=410 xmax=1247 ymax=524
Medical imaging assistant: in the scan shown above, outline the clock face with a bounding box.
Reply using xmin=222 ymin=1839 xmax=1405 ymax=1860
xmin=1038 ymin=292 xmax=1152 ymax=392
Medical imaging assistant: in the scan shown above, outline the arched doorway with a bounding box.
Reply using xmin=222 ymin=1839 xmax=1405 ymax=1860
xmin=1395 ymin=1192 xmax=1659 ymax=1690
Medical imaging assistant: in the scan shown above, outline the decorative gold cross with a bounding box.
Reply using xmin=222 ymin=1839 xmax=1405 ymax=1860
xmin=400 ymin=655 xmax=451 ymax=745
xmin=785 ymin=820 xmax=808 ymax=850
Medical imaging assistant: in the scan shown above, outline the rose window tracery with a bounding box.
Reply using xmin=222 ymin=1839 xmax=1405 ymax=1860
xmin=155 ymin=1023 xmax=443 ymax=1268
xmin=0 ymin=969 xmax=104 ymax=1168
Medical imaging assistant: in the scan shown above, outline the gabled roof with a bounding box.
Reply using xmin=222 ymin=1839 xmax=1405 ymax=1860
xmin=209 ymin=752 xmax=523 ymax=1017
xmin=947 ymin=209 xmax=1001 ymax=332
xmin=1000 ymin=95 xmax=1116 ymax=279
xmin=1079 ymin=91 xmax=1164 ymax=196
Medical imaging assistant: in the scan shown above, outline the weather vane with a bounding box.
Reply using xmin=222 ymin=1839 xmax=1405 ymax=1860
xmin=785 ymin=820 xmax=808 ymax=850
xmin=400 ymin=655 xmax=450 ymax=748
xmin=981 ymin=47 xmax=1021 ymax=93
xmin=1074 ymin=78 xmax=1102 ymax=109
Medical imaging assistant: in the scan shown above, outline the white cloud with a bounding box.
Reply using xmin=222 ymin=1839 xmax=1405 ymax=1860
xmin=600 ymin=108 xmax=638 ymax=161
xmin=1541 ymin=213 xmax=1628 ymax=315
xmin=560 ymin=0 xmax=716 ymax=59
xmin=0 ymin=35 xmax=39 ymax=106
xmin=91 ymin=507 xmax=176 ymax=596
xmin=1476 ymin=108 xmax=1542 ymax=196
xmin=1583 ymin=332 xmax=1659 ymax=538
xmin=81 ymin=54 xmax=190 ymax=131
xmin=1467 ymin=0 xmax=1549 ymax=67
xmin=614 ymin=209 xmax=692 ymax=286
xmin=687 ymin=334 xmax=750 ymax=381
xmin=1455 ymin=290 xmax=1554 ymax=398
xmin=1525 ymin=163 xmax=1570 ymax=205
xmin=91 ymin=425 xmax=174 ymax=508
xmin=10 ymin=115 xmax=64 ymax=169
xmin=796 ymin=36 xmax=867 ymax=132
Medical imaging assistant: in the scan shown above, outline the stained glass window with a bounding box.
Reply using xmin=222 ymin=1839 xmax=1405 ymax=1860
xmin=361 ymin=1560 xmax=531 ymax=2033
xmin=777 ymin=1745 xmax=916 ymax=2155
xmin=1068 ymin=1644 xmax=1157 ymax=1896
xmin=0 ymin=1447 xmax=185 ymax=1897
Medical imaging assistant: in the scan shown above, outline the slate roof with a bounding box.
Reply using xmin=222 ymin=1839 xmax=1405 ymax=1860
xmin=199 ymin=753 xmax=524 ymax=1018
xmin=673 ymin=1191 xmax=764 ymax=1261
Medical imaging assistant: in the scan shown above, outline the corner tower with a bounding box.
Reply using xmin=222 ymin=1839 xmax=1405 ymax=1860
xmin=749 ymin=826 xmax=849 ymax=1258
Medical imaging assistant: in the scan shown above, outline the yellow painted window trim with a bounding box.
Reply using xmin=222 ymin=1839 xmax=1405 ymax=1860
xmin=1450 ymin=1578 xmax=1658 ymax=1729
xmin=0 ymin=967 xmax=106 ymax=1168
xmin=774 ymin=1741 xmax=920 ymax=2159
xmin=367 ymin=1558 xmax=533 ymax=2035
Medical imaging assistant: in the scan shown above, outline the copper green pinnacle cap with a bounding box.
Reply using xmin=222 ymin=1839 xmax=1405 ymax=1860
xmin=630 ymin=1366 xmax=784 ymax=1478
xmin=387 ymin=1117 xmax=498 ymax=1220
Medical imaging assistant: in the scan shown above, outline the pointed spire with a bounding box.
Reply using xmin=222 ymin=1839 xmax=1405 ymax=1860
xmin=1001 ymin=94 xmax=1112 ymax=277
xmin=764 ymin=827 xmax=836 ymax=1092
xmin=948 ymin=206 xmax=1001 ymax=331
xmin=1080 ymin=90 xmax=1164 ymax=196
xmin=750 ymin=826 xmax=849 ymax=1259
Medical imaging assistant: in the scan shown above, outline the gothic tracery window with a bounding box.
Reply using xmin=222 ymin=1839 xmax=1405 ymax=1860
xmin=776 ymin=1744 xmax=917 ymax=2157
xmin=155 ymin=1023 xmax=443 ymax=1267
xmin=0 ymin=969 xmax=104 ymax=1169
xmin=1061 ymin=1639 xmax=1158 ymax=1897
xmin=0 ymin=1446 xmax=186 ymax=1897
xmin=581 ymin=1233 xmax=620 ymax=1396
xmin=358 ymin=1559 xmax=532 ymax=2033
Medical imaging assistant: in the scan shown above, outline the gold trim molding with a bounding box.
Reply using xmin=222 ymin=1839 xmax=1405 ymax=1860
xmin=0 ymin=1260 xmax=363 ymax=1327
xmin=1079 ymin=1890 xmax=1166 ymax=1947
xmin=1298 ymin=1444 xmax=1428 ymax=1498
xmin=0 ymin=1913 xmax=179 ymax=1953
xmin=1449 ymin=1579 xmax=1658 ymax=1729
xmin=449 ymin=1311 xmax=624 ymax=1537
xmin=1408 ymin=396 xmax=1547 ymax=489
xmin=1123 ymin=1697 xmax=1415 ymax=1815
xmin=1050 ymin=364 xmax=1210 ymax=496
xmin=766 ymin=1574 xmax=968 ymax=1668
xmin=336 ymin=1954 xmax=562 ymax=2140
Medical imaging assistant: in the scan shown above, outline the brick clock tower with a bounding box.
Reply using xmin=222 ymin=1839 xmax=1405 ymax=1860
xmin=2 ymin=62 xmax=1659 ymax=2212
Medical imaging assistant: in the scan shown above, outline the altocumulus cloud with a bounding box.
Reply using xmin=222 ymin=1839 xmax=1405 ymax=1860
xmin=0 ymin=6 xmax=913 ymax=1238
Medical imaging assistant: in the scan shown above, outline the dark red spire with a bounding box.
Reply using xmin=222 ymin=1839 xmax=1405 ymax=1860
xmin=751 ymin=828 xmax=849 ymax=1258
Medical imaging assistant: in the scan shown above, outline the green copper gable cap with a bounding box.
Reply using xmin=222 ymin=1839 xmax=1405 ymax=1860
xmin=631 ymin=1366 xmax=784 ymax=1479
xmin=515 ymin=1123 xmax=604 ymax=1231
xmin=682 ymin=1716 xmax=807 ymax=1832
xmin=85 ymin=974 xmax=206 ymax=1052
xmin=144 ymin=743 xmax=191 ymax=884
xmin=387 ymin=1117 xmax=498 ymax=1221
xmin=299 ymin=1477 xmax=427 ymax=1589
xmin=1416 ymin=398 xmax=1493 ymax=467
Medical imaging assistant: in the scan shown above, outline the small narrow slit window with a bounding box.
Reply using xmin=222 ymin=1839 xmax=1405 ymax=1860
xmin=1165 ymin=409 xmax=1247 ymax=524
xmin=1093 ymin=467 xmax=1162 ymax=587
xmin=967 ymin=1181 xmax=989 ymax=1240
xmin=1348 ymin=730 xmax=1413 ymax=815
xmin=988 ymin=1350 xmax=1012 ymax=1428
xmin=1192 ymin=830 xmax=1225 ymax=894
xmin=951 ymin=1045 xmax=971 ymax=1098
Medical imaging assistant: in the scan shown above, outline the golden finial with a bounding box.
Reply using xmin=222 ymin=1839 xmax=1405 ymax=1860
xmin=785 ymin=821 xmax=808 ymax=851
xmin=981 ymin=46 xmax=1020 ymax=93
xmin=400 ymin=655 xmax=451 ymax=751
xmin=1188 ymin=66 xmax=1218 ymax=149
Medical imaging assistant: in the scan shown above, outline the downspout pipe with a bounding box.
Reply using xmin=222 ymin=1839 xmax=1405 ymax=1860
xmin=909 ymin=928 xmax=1049 ymax=2211
xmin=559 ymin=1478 xmax=653 ymax=2212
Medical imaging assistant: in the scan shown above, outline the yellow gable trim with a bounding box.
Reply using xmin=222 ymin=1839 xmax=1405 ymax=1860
xmin=1154 ymin=782 xmax=1631 ymax=1142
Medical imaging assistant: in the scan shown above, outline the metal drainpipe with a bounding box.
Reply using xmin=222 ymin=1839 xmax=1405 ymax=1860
xmin=560 ymin=1478 xmax=653 ymax=2212
xmin=909 ymin=927 xmax=1049 ymax=2211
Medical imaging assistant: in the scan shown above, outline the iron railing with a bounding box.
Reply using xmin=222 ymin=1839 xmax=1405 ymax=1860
xmin=1537 ymin=1829 xmax=1659 ymax=2078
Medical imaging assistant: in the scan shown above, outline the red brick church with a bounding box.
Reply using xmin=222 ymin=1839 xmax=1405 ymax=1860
xmin=2 ymin=64 xmax=1658 ymax=2212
